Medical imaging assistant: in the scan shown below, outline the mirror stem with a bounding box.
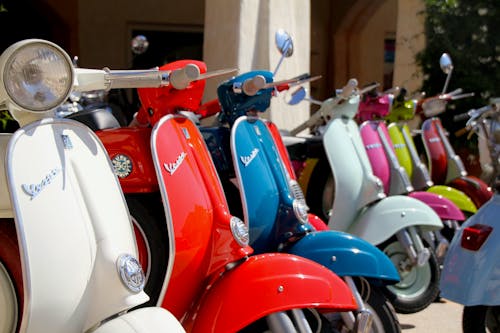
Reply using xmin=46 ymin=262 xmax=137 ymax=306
xmin=273 ymin=39 xmax=291 ymax=76
xmin=442 ymin=68 xmax=453 ymax=95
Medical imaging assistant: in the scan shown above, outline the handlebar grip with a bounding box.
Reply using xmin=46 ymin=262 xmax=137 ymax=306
xmin=170 ymin=64 xmax=201 ymax=90
xmin=453 ymin=112 xmax=470 ymax=122
xmin=340 ymin=78 xmax=358 ymax=99
xmin=242 ymin=75 xmax=266 ymax=96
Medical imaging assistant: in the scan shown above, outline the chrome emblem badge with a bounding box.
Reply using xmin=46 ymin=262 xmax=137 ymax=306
xmin=22 ymin=168 xmax=61 ymax=199
xmin=112 ymin=154 xmax=133 ymax=178
xmin=164 ymin=152 xmax=187 ymax=175
xmin=253 ymin=125 xmax=261 ymax=136
xmin=61 ymin=134 xmax=73 ymax=149
xmin=117 ymin=254 xmax=145 ymax=293
xmin=240 ymin=148 xmax=259 ymax=167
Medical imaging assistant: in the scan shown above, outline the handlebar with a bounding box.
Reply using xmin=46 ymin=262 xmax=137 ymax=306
xmin=169 ymin=64 xmax=201 ymax=90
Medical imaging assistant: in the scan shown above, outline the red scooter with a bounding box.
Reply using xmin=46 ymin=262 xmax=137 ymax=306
xmin=81 ymin=60 xmax=358 ymax=331
xmin=418 ymin=53 xmax=492 ymax=209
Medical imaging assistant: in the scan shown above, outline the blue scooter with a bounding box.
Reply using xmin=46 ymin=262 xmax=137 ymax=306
xmin=440 ymin=101 xmax=500 ymax=333
xmin=200 ymin=30 xmax=402 ymax=333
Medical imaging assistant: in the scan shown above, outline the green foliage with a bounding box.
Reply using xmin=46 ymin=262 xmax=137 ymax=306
xmin=417 ymin=0 xmax=499 ymax=159
xmin=0 ymin=110 xmax=17 ymax=133
xmin=417 ymin=0 xmax=499 ymax=107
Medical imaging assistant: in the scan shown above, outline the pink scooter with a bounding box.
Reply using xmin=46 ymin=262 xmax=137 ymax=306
xmin=358 ymin=88 xmax=465 ymax=260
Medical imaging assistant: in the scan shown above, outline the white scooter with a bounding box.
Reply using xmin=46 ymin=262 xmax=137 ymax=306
xmin=0 ymin=39 xmax=185 ymax=333
xmin=282 ymin=81 xmax=443 ymax=314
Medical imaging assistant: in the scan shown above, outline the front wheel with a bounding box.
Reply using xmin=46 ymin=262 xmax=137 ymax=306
xmin=463 ymin=306 xmax=500 ymax=333
xmin=380 ymin=238 xmax=440 ymax=314
xmin=126 ymin=194 xmax=169 ymax=307
xmin=358 ymin=279 xmax=401 ymax=333
xmin=0 ymin=260 xmax=18 ymax=333
xmin=322 ymin=278 xmax=401 ymax=333
xmin=306 ymin=160 xmax=335 ymax=222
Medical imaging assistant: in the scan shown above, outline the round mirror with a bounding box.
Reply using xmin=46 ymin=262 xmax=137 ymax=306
xmin=131 ymin=35 xmax=149 ymax=55
xmin=275 ymin=29 xmax=293 ymax=57
xmin=285 ymin=87 xmax=306 ymax=105
xmin=439 ymin=53 xmax=453 ymax=74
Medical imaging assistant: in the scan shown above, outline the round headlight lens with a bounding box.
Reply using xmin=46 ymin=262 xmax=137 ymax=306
xmin=117 ymin=254 xmax=146 ymax=293
xmin=230 ymin=216 xmax=249 ymax=247
xmin=293 ymin=199 xmax=309 ymax=224
xmin=3 ymin=41 xmax=73 ymax=112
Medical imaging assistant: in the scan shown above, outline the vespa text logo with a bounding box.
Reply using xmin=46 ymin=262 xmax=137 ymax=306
xmin=428 ymin=137 xmax=441 ymax=143
xmin=393 ymin=143 xmax=406 ymax=150
xmin=164 ymin=152 xmax=187 ymax=175
xmin=240 ymin=148 xmax=259 ymax=167
xmin=365 ymin=143 xmax=382 ymax=150
xmin=22 ymin=168 xmax=61 ymax=199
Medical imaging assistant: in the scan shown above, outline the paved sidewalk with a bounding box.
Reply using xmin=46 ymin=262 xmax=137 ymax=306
xmin=398 ymin=299 xmax=463 ymax=332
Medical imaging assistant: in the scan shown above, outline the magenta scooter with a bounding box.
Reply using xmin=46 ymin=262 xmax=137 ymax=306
xmin=358 ymin=88 xmax=465 ymax=259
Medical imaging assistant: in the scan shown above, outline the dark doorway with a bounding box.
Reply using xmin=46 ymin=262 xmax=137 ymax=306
xmin=130 ymin=29 xmax=204 ymax=70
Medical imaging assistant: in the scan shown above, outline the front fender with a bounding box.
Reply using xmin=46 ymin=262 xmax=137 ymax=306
xmin=188 ymin=253 xmax=357 ymax=333
xmin=93 ymin=307 xmax=185 ymax=333
xmin=427 ymin=185 xmax=477 ymax=214
xmin=348 ymin=195 xmax=443 ymax=245
xmin=449 ymin=176 xmax=493 ymax=208
xmin=440 ymin=195 xmax=500 ymax=306
xmin=408 ymin=191 xmax=465 ymax=221
xmin=287 ymin=231 xmax=399 ymax=283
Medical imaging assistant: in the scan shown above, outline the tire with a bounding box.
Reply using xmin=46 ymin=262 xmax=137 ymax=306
xmin=0 ymin=219 xmax=22 ymax=333
xmin=463 ymin=306 xmax=500 ymax=333
xmin=380 ymin=237 xmax=441 ymax=314
xmin=0 ymin=260 xmax=18 ymax=333
xmin=126 ymin=194 xmax=169 ymax=307
xmin=321 ymin=278 xmax=401 ymax=333
xmin=238 ymin=309 xmax=326 ymax=333
xmin=306 ymin=159 xmax=335 ymax=222
xmin=357 ymin=278 xmax=401 ymax=333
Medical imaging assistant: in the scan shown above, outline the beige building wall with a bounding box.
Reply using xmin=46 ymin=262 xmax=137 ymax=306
xmin=357 ymin=0 xmax=397 ymax=87
xmin=69 ymin=0 xmax=424 ymax=130
xmin=393 ymin=0 xmax=426 ymax=94
xmin=204 ymin=0 xmax=311 ymax=130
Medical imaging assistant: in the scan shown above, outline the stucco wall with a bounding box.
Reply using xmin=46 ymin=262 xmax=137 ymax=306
xmin=204 ymin=0 xmax=311 ymax=130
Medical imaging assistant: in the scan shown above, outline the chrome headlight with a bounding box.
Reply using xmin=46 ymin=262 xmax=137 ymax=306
xmin=117 ymin=254 xmax=146 ymax=293
xmin=1 ymin=39 xmax=73 ymax=112
xmin=230 ymin=216 xmax=249 ymax=247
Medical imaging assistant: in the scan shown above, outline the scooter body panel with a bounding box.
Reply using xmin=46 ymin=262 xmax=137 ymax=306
xmin=324 ymin=117 xmax=386 ymax=232
xmin=189 ymin=253 xmax=358 ymax=333
xmin=361 ymin=120 xmax=465 ymax=221
xmin=448 ymin=176 xmax=493 ymax=208
xmin=421 ymin=118 xmax=448 ymax=184
xmin=287 ymin=231 xmax=400 ymax=282
xmin=387 ymin=123 xmax=413 ymax=179
xmin=440 ymin=194 xmax=500 ymax=306
xmin=6 ymin=118 xmax=148 ymax=332
xmin=96 ymin=127 xmax=158 ymax=193
xmin=359 ymin=121 xmax=392 ymax=193
xmin=151 ymin=115 xmax=251 ymax=319
xmin=408 ymin=191 xmax=465 ymax=221
xmin=346 ymin=195 xmax=443 ymax=246
xmin=231 ymin=116 xmax=311 ymax=253
xmin=427 ymin=185 xmax=477 ymax=214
